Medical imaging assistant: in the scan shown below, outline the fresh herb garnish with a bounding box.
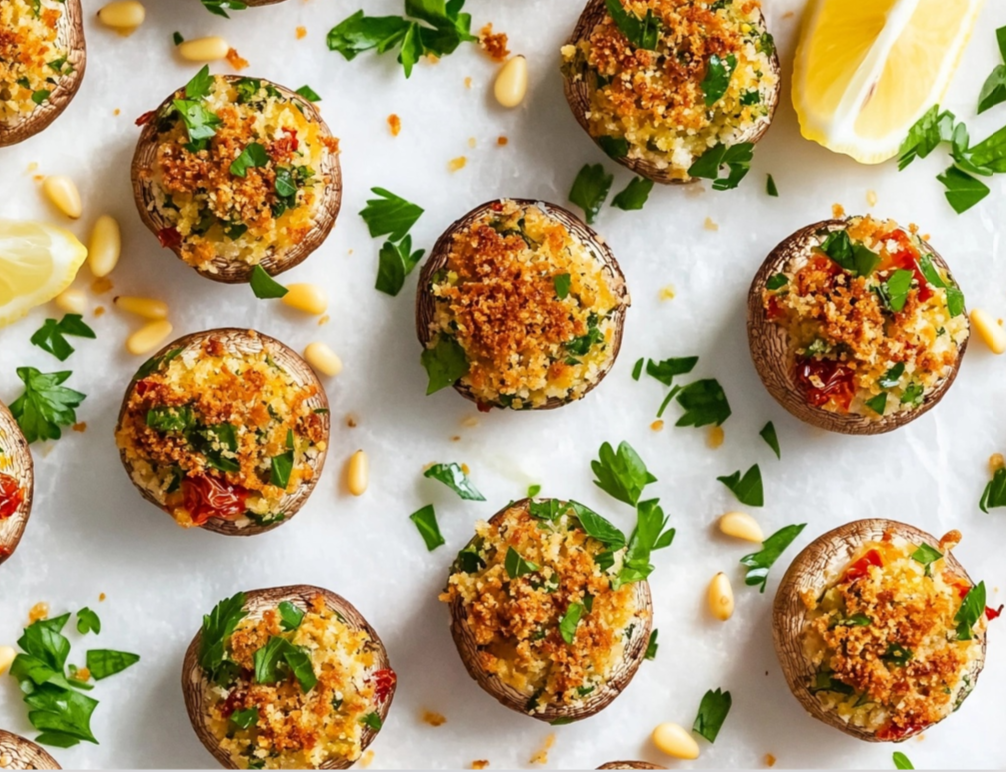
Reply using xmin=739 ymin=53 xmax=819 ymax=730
xmin=766 ymin=174 xmax=779 ymax=197
xmin=553 ymin=273 xmax=572 ymax=299
xmin=879 ymin=362 xmax=906 ymax=389
xmin=901 ymin=382 xmax=925 ymax=407
xmin=424 ymin=462 xmax=485 ymax=500
xmin=198 ymin=593 xmax=248 ymax=685
xmin=569 ymin=163 xmax=614 ymax=224
xmin=718 ymin=465 xmax=763 ymax=507
xmin=30 ymin=315 xmax=95 ymax=362
xmin=360 ymin=187 xmax=424 ymax=241
xmin=675 ymin=379 xmax=731 ymax=427
xmin=646 ymin=356 xmax=697 ymax=386
xmin=421 ymin=336 xmax=469 ymax=394
xmin=9 ymin=367 xmax=86 ymax=443
xmin=831 ymin=614 xmax=872 ymax=628
xmin=818 ymin=231 xmax=880 ymax=277
xmin=893 ymin=751 xmax=915 ymax=770
xmin=644 ymin=629 xmax=659 ymax=660
xmin=230 ymin=707 xmax=259 ymax=729
xmin=361 ymin=712 xmax=383 ymax=731
xmin=597 ymin=135 xmax=630 ymax=159
xmin=278 ymin=601 xmax=305 ymax=632
xmin=688 ymin=142 xmax=753 ymax=190
xmin=977 ymin=27 xmax=1006 ymax=114
xmin=739 ymin=523 xmax=806 ymax=592
xmin=85 ymin=650 xmax=140 ymax=681
xmin=229 ymin=142 xmax=269 ymax=178
xmin=528 ymin=484 xmax=542 ymax=497
xmin=270 ymin=449 xmax=294 ymax=489
xmin=76 ymin=608 xmax=100 ymax=635
xmin=376 ymin=234 xmax=425 ymax=297
xmin=612 ymin=498 xmax=675 ymax=589
xmin=409 ymin=504 xmax=445 ymax=551
xmin=567 ymin=501 xmax=627 ymax=549
xmin=911 ymin=542 xmax=943 ymax=569
xmin=980 ymin=467 xmax=1006 ymax=513
xmin=917 ymin=254 xmax=965 ymax=317
xmin=898 ymin=104 xmax=957 ymax=169
xmin=504 ymin=546 xmax=539 ymax=579
xmin=295 ymin=85 xmax=322 ymax=102
xmin=693 ymin=688 xmax=731 ymax=743
xmin=559 ymin=602 xmax=585 ymax=644
xmin=882 ymin=643 xmax=914 ymax=666
xmin=955 ymin=582 xmax=986 ymax=640
xmin=631 ymin=358 xmax=644 ymax=381
xmin=200 ymin=0 xmax=248 ymax=18
xmin=611 ymin=176 xmax=654 ymax=211
xmin=172 ymin=31 xmax=184 ymax=46
xmin=937 ymin=166 xmax=990 ymax=214
xmin=765 ymin=273 xmax=788 ymax=290
xmin=865 ymin=393 xmax=887 ymax=416
xmin=604 ymin=0 xmax=662 ymax=50
xmin=759 ymin=421 xmax=780 ymax=459
xmin=253 ymin=636 xmax=317 ymax=692
xmin=146 ymin=405 xmax=193 ymax=434
xmin=701 ymin=54 xmax=736 ymax=106
xmin=249 ymin=264 xmax=289 ymax=302
xmin=591 ymin=440 xmax=656 ymax=506
xmin=879 ymin=269 xmax=915 ymax=313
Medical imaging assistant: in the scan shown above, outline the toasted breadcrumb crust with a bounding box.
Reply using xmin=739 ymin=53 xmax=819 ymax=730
xmin=479 ymin=24 xmax=510 ymax=61
xmin=143 ymin=76 xmax=339 ymax=272
xmin=0 ymin=0 xmax=69 ymax=121
xmin=427 ymin=200 xmax=624 ymax=408
xmin=204 ymin=596 xmax=383 ymax=769
xmin=562 ymin=0 xmax=777 ymax=180
xmin=115 ymin=333 xmax=326 ymax=529
xmin=801 ymin=531 xmax=985 ymax=737
xmin=764 ymin=216 xmax=968 ymax=419
xmin=441 ymin=502 xmax=642 ymax=713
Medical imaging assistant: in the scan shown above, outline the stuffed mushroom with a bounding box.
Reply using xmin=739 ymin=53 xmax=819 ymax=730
xmin=748 ymin=216 xmax=969 ymax=435
xmin=0 ymin=400 xmax=33 ymax=566
xmin=773 ymin=519 xmax=993 ymax=742
xmin=0 ymin=0 xmax=85 ymax=147
xmin=0 ymin=730 xmax=60 ymax=770
xmin=441 ymin=498 xmax=652 ymax=722
xmin=115 ymin=328 xmax=329 ymax=536
xmin=182 ymin=585 xmax=396 ymax=770
xmin=416 ymin=199 xmax=630 ymax=410
xmin=132 ymin=70 xmax=341 ymax=283
xmin=597 ymin=763 xmax=665 ymax=770
xmin=562 ymin=0 xmax=780 ymax=184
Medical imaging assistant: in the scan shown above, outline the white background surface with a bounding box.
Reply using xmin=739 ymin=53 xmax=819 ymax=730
xmin=1 ymin=0 xmax=1005 ymax=768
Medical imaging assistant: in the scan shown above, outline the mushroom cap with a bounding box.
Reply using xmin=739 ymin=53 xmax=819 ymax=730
xmin=182 ymin=585 xmax=394 ymax=770
xmin=415 ymin=199 xmax=630 ymax=410
xmin=597 ymin=763 xmax=666 ymax=770
xmin=561 ymin=0 xmax=781 ymax=185
xmin=747 ymin=219 xmax=969 ymax=435
xmin=772 ymin=518 xmax=987 ymax=742
xmin=0 ymin=400 xmax=33 ymax=566
xmin=115 ymin=328 xmax=330 ymax=536
xmin=446 ymin=498 xmax=653 ymax=722
xmin=0 ymin=730 xmax=61 ymax=769
xmin=130 ymin=76 xmax=342 ymax=284
xmin=0 ymin=0 xmax=86 ymax=148
xmin=245 ymin=0 xmax=287 ymax=4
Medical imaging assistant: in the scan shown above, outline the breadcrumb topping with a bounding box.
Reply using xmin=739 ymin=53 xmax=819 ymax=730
xmin=0 ymin=0 xmax=69 ymax=121
xmin=479 ymin=23 xmax=510 ymax=61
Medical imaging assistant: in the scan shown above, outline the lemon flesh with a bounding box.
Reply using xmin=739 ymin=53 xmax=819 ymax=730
xmin=0 ymin=220 xmax=88 ymax=328
xmin=794 ymin=0 xmax=985 ymax=164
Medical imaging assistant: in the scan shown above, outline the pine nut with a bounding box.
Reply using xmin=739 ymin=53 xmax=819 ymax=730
xmin=114 ymin=296 xmax=168 ymax=320
xmin=88 ymin=215 xmax=121 ymax=278
xmin=970 ymin=308 xmax=1006 ymax=354
xmin=55 ymin=288 xmax=87 ymax=315
xmin=304 ymin=342 xmax=342 ymax=377
xmin=282 ymin=283 xmax=328 ymax=315
xmin=42 ymin=175 xmax=82 ymax=219
xmin=0 ymin=645 xmax=15 ymax=676
xmin=126 ymin=320 xmax=173 ymax=356
xmin=178 ymin=36 xmax=230 ymax=62
xmin=708 ymin=572 xmax=735 ymax=621
xmin=97 ymin=1 xmax=145 ymax=30
xmin=652 ymin=722 xmax=700 ymax=760
xmin=347 ymin=450 xmax=368 ymax=496
xmin=494 ymin=55 xmax=528 ymax=108
xmin=718 ymin=511 xmax=764 ymax=543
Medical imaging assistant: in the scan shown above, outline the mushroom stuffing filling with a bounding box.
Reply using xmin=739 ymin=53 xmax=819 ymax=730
xmin=115 ymin=335 xmax=326 ymax=529
xmin=198 ymin=594 xmax=394 ymax=770
xmin=801 ymin=531 xmax=991 ymax=740
xmin=763 ymin=216 xmax=968 ymax=419
xmin=441 ymin=501 xmax=645 ymax=713
xmin=425 ymin=200 xmax=625 ymax=409
xmin=562 ymin=0 xmax=777 ymax=179
xmin=140 ymin=70 xmax=339 ymax=271
xmin=0 ymin=0 xmax=72 ymax=121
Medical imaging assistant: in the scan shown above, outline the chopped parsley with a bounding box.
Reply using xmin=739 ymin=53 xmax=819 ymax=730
xmin=765 ymin=173 xmax=779 ymax=197
xmin=253 ymin=636 xmax=317 ymax=693
xmin=611 ymin=176 xmax=654 ymax=211
xmin=693 ymin=687 xmax=731 ymax=743
xmin=172 ymin=31 xmax=184 ymax=46
xmin=553 ymin=273 xmax=572 ymax=299
xmin=898 ymin=104 xmax=957 ymax=170
xmin=688 ymin=142 xmax=753 ymax=190
xmin=955 ymin=581 xmax=986 ymax=640
xmin=631 ymin=358 xmax=644 ymax=381
xmin=893 ymin=751 xmax=915 ymax=770
xmin=918 ymin=254 xmax=965 ymax=317
xmin=739 ymin=523 xmax=806 ymax=592
xmin=278 ymin=601 xmax=305 ymax=632
xmin=361 ymin=712 xmax=383 ymax=731
xmin=878 ymin=269 xmax=915 ymax=313
xmin=229 ymin=142 xmax=269 ymax=178
xmin=295 ymin=85 xmax=322 ymax=102
xmin=569 ymin=163 xmax=614 ymax=224
xmin=198 ymin=593 xmax=248 ymax=685
xmin=865 ymin=393 xmax=887 ymax=416
xmin=30 ymin=315 xmax=96 ymax=362
xmin=421 ymin=336 xmax=470 ymax=394
xmin=818 ymin=230 xmax=880 ymax=277
xmin=980 ymin=467 xmax=1006 ymax=513
xmin=591 ymin=440 xmax=656 ymax=506
xmin=644 ymin=629 xmax=659 ymax=660
xmin=409 ymin=504 xmax=445 ymax=551
xmin=230 ymin=707 xmax=259 ymax=730
xmin=9 ymin=367 xmax=86 ymax=443
xmin=701 ymin=54 xmax=736 ymax=106
xmin=199 ymin=0 xmax=248 ymax=18
xmin=424 ymin=462 xmax=485 ymax=500
xmin=765 ymin=273 xmax=788 ymax=290
xmin=977 ymin=27 xmax=1006 ymax=114
xmin=604 ymin=0 xmax=662 ymax=50
xmin=612 ymin=498 xmax=675 ymax=590
xmin=85 ymin=650 xmax=140 ymax=681
xmin=718 ymin=465 xmax=763 ymax=507
xmin=76 ymin=608 xmax=100 ymax=636
xmin=558 ymin=602 xmax=585 ymax=644
xmin=759 ymin=421 xmax=780 ymax=459
xmin=376 ymin=234 xmax=425 ymax=296
xmin=598 ymin=135 xmax=630 ymax=159
xmin=504 ymin=546 xmax=539 ymax=579
xmin=882 ymin=642 xmax=913 ymax=667
xmin=646 ymin=356 xmax=697 ymax=386
xmin=360 ymin=187 xmax=424 ymax=241
xmin=910 ymin=542 xmax=942 ymax=576
xmin=937 ymin=166 xmax=990 ymax=214
xmin=674 ymin=379 xmax=731 ymax=427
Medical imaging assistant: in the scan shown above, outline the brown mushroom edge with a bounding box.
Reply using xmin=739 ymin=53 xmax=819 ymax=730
xmin=114 ymin=328 xmax=330 ymax=537
xmin=0 ymin=400 xmax=34 ymax=566
xmin=245 ymin=0 xmax=287 ymax=5
xmin=0 ymin=0 xmax=85 ymax=148
xmin=747 ymin=219 xmax=969 ymax=436
xmin=561 ymin=0 xmax=781 ymax=185
xmin=181 ymin=585 xmax=394 ymax=770
xmin=597 ymin=763 xmax=666 ymax=770
xmin=772 ymin=518 xmax=987 ymax=743
xmin=415 ymin=199 xmax=630 ymax=410
xmin=446 ymin=498 xmax=652 ymax=723
xmin=0 ymin=730 xmax=61 ymax=770
xmin=130 ymin=76 xmax=342 ymax=284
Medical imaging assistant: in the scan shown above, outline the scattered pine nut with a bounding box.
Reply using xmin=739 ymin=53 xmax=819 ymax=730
xmin=660 ymin=285 xmax=676 ymax=301
xmin=55 ymin=288 xmax=87 ymax=315
xmin=114 ymin=296 xmax=168 ymax=320
xmin=178 ymin=36 xmax=230 ymax=62
xmin=708 ymin=572 xmax=735 ymax=621
xmin=304 ymin=342 xmax=342 ymax=377
xmin=494 ymin=55 xmax=528 ymax=108
xmin=126 ymin=320 xmax=173 ymax=356
xmin=88 ymin=215 xmax=122 ymax=277
xmin=0 ymin=646 xmax=15 ymax=675
xmin=281 ymin=283 xmax=328 ymax=315
xmin=347 ymin=450 xmax=369 ymax=496
xmin=42 ymin=175 xmax=82 ymax=218
xmin=970 ymin=308 xmax=1006 ymax=354
xmin=652 ymin=722 xmax=700 ymax=760
xmin=97 ymin=1 xmax=145 ymax=33
xmin=719 ymin=512 xmax=765 ymax=543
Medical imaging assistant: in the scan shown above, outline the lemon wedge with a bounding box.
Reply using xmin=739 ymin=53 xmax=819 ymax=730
xmin=0 ymin=220 xmax=88 ymax=328
xmin=793 ymin=0 xmax=985 ymax=164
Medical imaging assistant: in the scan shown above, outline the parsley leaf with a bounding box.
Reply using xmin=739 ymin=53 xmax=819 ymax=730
xmin=765 ymin=273 xmax=788 ymax=291
xmin=554 ymin=273 xmax=572 ymax=299
xmin=718 ymin=465 xmax=763 ymax=507
xmin=249 ymin=264 xmax=289 ymax=299
xmin=278 ymin=601 xmax=305 ymax=632
xmin=759 ymin=421 xmax=780 ymax=459
xmin=818 ymin=231 xmax=881 ymax=277
xmin=977 ymin=27 xmax=1006 ymax=114
xmin=85 ymin=650 xmax=140 ymax=681
xmin=937 ymin=166 xmax=990 ymax=214
xmin=701 ymin=54 xmax=736 ymax=106
xmin=360 ymin=188 xmax=424 ymax=241
xmin=882 ymin=643 xmax=913 ymax=666
xmin=865 ymin=393 xmax=887 ymax=416
xmin=675 ymin=379 xmax=731 ymax=427
xmin=327 ymin=11 xmax=410 ymax=60
xmin=569 ymin=164 xmax=614 ymax=224
xmin=270 ymin=450 xmax=294 ymax=489
xmin=644 ymin=629 xmax=659 ymax=660
xmin=76 ymin=609 xmax=100 ymax=636
xmin=30 ymin=315 xmax=96 ymax=362
xmin=879 ymin=269 xmax=915 ymax=313
xmin=631 ymin=358 xmax=644 ymax=381
xmin=956 ymin=581 xmax=986 ymax=640
xmin=361 ymin=712 xmax=383 ymax=731
xmin=604 ymin=0 xmax=662 ymax=50
xmin=409 ymin=504 xmax=445 ymax=551
xmin=559 ymin=602 xmax=585 ymax=644
xmin=688 ymin=142 xmax=753 ymax=190
xmin=611 ymin=176 xmax=654 ymax=211
xmin=10 ymin=367 xmax=86 ymax=443
xmin=230 ymin=707 xmax=259 ymax=730
xmin=613 ymin=498 xmax=674 ymax=589
xmin=504 ymin=546 xmax=539 ymax=579
xmin=424 ymin=462 xmax=485 ymax=500
xmin=199 ymin=0 xmax=248 ymax=18
xmin=646 ymin=356 xmax=697 ymax=386
xmin=980 ymin=467 xmax=1006 ymax=513
xmin=910 ymin=542 xmax=942 ymax=568
xmin=172 ymin=31 xmax=184 ymax=46
xmin=879 ymin=362 xmax=906 ymax=389
xmin=591 ymin=441 xmax=656 ymax=506
xmin=740 ymin=523 xmax=806 ymax=592
xmin=421 ymin=336 xmax=469 ymax=394
xmin=598 ymin=135 xmax=630 ymax=159
xmin=295 ymin=85 xmax=322 ymax=102
xmin=229 ymin=142 xmax=269 ymax=178
xmin=23 ymin=685 xmax=98 ymax=747
xmin=898 ymin=104 xmax=956 ymax=170
xmin=253 ymin=636 xmax=317 ymax=692
xmin=376 ymin=234 xmax=425 ymax=296
xmin=569 ymin=501 xmax=626 ymax=549
xmin=766 ymin=174 xmax=779 ymax=197
xmin=917 ymin=254 xmax=965 ymax=317
xmin=893 ymin=751 xmax=915 ymax=770
xmin=198 ymin=593 xmax=248 ymax=685
xmin=693 ymin=688 xmax=731 ymax=743
xmin=172 ymin=97 xmax=221 ymax=150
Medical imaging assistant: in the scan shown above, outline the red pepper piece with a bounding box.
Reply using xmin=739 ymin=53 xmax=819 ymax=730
xmin=795 ymin=357 xmax=857 ymax=412
xmin=157 ymin=227 xmax=182 ymax=249
xmin=369 ymin=668 xmax=397 ymax=703
xmin=844 ymin=549 xmax=882 ymax=582
xmin=183 ymin=476 xmax=250 ymax=525
xmin=0 ymin=473 xmax=24 ymax=520
xmin=986 ymin=605 xmax=1004 ymax=621
xmin=135 ymin=110 xmax=155 ymax=126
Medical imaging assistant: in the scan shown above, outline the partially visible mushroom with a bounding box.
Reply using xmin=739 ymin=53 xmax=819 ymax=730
xmin=0 ymin=400 xmax=33 ymax=566
xmin=0 ymin=0 xmax=86 ymax=147
xmin=0 ymin=730 xmax=61 ymax=770
xmin=597 ymin=763 xmax=666 ymax=770
xmin=182 ymin=585 xmax=395 ymax=770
